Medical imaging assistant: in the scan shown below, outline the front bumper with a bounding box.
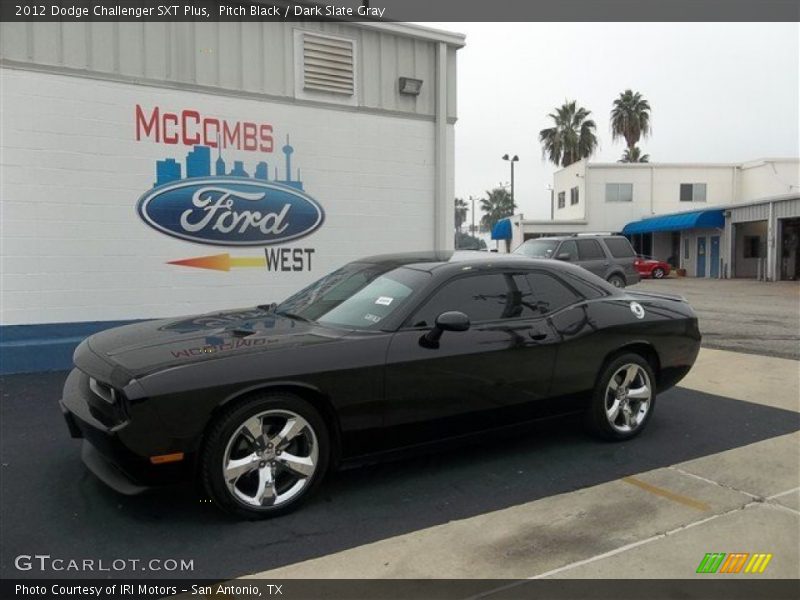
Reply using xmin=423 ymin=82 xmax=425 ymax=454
xmin=60 ymin=368 xmax=192 ymax=494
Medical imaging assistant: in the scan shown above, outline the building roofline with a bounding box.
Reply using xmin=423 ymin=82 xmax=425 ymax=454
xmin=582 ymin=157 xmax=799 ymax=170
xmin=359 ymin=22 xmax=466 ymax=47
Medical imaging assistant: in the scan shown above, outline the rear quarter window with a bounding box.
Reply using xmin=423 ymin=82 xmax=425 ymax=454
xmin=604 ymin=237 xmax=636 ymax=258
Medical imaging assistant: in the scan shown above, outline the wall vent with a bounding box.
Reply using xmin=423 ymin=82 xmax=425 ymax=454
xmin=302 ymin=33 xmax=355 ymax=95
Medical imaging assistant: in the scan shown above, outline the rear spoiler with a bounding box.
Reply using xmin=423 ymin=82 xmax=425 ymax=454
xmin=627 ymin=290 xmax=687 ymax=303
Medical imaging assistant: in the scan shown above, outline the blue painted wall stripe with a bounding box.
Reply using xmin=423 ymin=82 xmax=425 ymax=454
xmin=0 ymin=320 xmax=147 ymax=375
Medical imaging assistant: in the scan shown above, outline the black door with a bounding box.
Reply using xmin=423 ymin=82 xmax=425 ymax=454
xmin=381 ymin=271 xmax=558 ymax=449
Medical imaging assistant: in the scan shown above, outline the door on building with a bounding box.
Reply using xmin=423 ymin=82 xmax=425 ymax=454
xmin=709 ymin=236 xmax=720 ymax=278
xmin=696 ymin=237 xmax=707 ymax=277
xmin=780 ymin=218 xmax=800 ymax=280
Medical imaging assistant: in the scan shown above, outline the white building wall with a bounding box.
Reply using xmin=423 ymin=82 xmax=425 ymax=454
xmin=0 ymin=68 xmax=446 ymax=326
xmin=738 ymin=159 xmax=800 ymax=201
xmin=552 ymin=160 xmax=586 ymax=221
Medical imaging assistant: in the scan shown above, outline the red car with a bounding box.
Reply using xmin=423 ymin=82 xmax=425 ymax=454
xmin=635 ymin=256 xmax=671 ymax=279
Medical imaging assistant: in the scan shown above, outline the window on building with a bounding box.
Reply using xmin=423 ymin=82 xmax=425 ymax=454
xmin=557 ymin=191 xmax=566 ymax=209
xmin=680 ymin=183 xmax=707 ymax=202
xmin=576 ymin=239 xmax=606 ymax=260
xmin=606 ymin=183 xmax=633 ymax=202
xmin=570 ymin=186 xmax=579 ymax=205
xmin=743 ymin=235 xmax=762 ymax=258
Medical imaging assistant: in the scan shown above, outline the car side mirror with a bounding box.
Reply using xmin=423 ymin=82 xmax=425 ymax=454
xmin=420 ymin=311 xmax=470 ymax=348
xmin=556 ymin=252 xmax=572 ymax=261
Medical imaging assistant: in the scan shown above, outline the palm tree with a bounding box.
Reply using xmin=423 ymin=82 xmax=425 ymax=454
xmin=454 ymin=198 xmax=468 ymax=232
xmin=538 ymin=100 xmax=599 ymax=168
xmin=619 ymin=146 xmax=650 ymax=163
xmin=611 ymin=90 xmax=651 ymax=157
xmin=479 ymin=187 xmax=516 ymax=232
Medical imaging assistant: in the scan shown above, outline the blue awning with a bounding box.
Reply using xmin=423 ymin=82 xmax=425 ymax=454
xmin=491 ymin=218 xmax=512 ymax=240
xmin=622 ymin=209 xmax=725 ymax=235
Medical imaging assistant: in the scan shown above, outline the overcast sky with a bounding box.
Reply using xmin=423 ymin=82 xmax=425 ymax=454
xmin=429 ymin=22 xmax=799 ymax=221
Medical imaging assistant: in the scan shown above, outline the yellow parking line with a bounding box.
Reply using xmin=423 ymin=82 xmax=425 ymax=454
xmin=623 ymin=476 xmax=711 ymax=511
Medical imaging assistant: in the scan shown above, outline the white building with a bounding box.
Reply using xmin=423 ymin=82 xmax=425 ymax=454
xmin=0 ymin=21 xmax=464 ymax=373
xmin=500 ymin=158 xmax=800 ymax=281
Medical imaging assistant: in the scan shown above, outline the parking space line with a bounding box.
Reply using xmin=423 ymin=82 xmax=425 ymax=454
xmin=669 ymin=465 xmax=762 ymax=499
xmin=766 ymin=486 xmax=800 ymax=500
xmin=622 ymin=476 xmax=711 ymax=511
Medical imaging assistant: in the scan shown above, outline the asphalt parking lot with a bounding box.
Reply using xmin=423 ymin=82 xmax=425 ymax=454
xmin=632 ymin=277 xmax=800 ymax=360
xmin=1 ymin=348 xmax=798 ymax=581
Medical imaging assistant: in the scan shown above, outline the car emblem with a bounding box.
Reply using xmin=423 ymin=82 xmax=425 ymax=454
xmin=630 ymin=301 xmax=645 ymax=319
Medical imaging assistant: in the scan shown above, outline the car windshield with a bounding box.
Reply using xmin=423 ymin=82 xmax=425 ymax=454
xmin=274 ymin=262 xmax=430 ymax=329
xmin=515 ymin=239 xmax=559 ymax=258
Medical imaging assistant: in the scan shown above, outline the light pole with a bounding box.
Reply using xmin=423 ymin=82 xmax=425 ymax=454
xmin=470 ymin=195 xmax=476 ymax=236
xmin=502 ymin=154 xmax=519 ymax=204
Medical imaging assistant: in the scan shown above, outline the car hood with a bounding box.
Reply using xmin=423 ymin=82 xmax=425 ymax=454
xmin=84 ymin=307 xmax=348 ymax=377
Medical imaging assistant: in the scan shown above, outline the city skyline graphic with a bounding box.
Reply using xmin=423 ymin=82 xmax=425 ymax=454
xmin=154 ymin=135 xmax=303 ymax=190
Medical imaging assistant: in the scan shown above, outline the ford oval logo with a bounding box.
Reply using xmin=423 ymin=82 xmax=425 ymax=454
xmin=136 ymin=177 xmax=325 ymax=246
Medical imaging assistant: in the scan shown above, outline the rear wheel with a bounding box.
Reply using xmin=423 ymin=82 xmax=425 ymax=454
xmin=607 ymin=274 xmax=626 ymax=288
xmin=201 ymin=393 xmax=329 ymax=519
xmin=586 ymin=353 xmax=656 ymax=440
xmin=652 ymin=267 xmax=665 ymax=279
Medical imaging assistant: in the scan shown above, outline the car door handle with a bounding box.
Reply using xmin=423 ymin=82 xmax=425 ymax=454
xmin=529 ymin=330 xmax=548 ymax=341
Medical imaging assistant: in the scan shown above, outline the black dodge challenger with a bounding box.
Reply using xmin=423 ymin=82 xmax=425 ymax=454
xmin=61 ymin=251 xmax=700 ymax=518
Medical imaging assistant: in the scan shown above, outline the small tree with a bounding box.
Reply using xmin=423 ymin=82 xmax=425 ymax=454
xmin=454 ymin=198 xmax=468 ymax=232
xmin=611 ymin=90 xmax=652 ymax=157
xmin=479 ymin=187 xmax=516 ymax=232
xmin=539 ymin=100 xmax=599 ymax=168
xmin=619 ymin=146 xmax=650 ymax=163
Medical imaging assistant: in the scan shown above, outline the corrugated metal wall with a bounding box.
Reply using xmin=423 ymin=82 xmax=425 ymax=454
xmin=775 ymin=197 xmax=800 ymax=219
xmin=0 ymin=21 xmax=457 ymax=119
xmin=729 ymin=197 xmax=800 ymax=223
xmin=729 ymin=203 xmax=769 ymax=223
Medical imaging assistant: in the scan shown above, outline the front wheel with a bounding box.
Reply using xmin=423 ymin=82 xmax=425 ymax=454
xmin=652 ymin=267 xmax=666 ymax=279
xmin=201 ymin=393 xmax=329 ymax=519
xmin=607 ymin=274 xmax=626 ymax=288
xmin=586 ymin=354 xmax=656 ymax=441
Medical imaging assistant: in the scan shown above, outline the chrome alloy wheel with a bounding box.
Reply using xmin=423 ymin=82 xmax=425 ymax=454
xmin=604 ymin=363 xmax=652 ymax=433
xmin=222 ymin=410 xmax=319 ymax=509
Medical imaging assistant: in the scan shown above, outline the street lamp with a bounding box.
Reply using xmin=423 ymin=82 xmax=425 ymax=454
xmin=546 ymin=184 xmax=554 ymax=220
xmin=502 ymin=154 xmax=519 ymax=204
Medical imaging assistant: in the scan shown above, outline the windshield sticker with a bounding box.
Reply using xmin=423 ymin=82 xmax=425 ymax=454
xmin=364 ymin=313 xmax=382 ymax=323
xmin=375 ymin=296 xmax=394 ymax=306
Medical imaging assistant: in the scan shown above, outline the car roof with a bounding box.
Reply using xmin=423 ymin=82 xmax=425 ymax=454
xmin=359 ymin=250 xmax=559 ymax=274
xmin=524 ymin=234 xmax=625 ymax=242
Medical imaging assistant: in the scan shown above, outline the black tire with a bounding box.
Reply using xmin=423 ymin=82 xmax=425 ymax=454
xmin=586 ymin=353 xmax=656 ymax=441
xmin=607 ymin=274 xmax=626 ymax=288
xmin=652 ymin=268 xmax=665 ymax=279
xmin=201 ymin=392 xmax=329 ymax=519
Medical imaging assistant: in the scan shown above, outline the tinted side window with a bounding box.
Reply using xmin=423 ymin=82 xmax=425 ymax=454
xmin=410 ymin=273 xmax=535 ymax=327
xmin=558 ymin=240 xmax=578 ymax=259
xmin=524 ymin=272 xmax=582 ymax=315
xmin=559 ymin=271 xmax=609 ymax=299
xmin=604 ymin=237 xmax=636 ymax=258
xmin=577 ymin=239 xmax=605 ymax=260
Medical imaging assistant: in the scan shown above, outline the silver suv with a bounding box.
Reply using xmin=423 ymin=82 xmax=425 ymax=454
xmin=514 ymin=234 xmax=640 ymax=287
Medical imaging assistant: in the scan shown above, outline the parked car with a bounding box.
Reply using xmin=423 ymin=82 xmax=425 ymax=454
xmin=514 ymin=234 xmax=640 ymax=287
xmin=61 ymin=252 xmax=700 ymax=518
xmin=635 ymin=255 xmax=671 ymax=279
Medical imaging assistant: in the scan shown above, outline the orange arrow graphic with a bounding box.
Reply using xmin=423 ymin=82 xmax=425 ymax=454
xmin=168 ymin=253 xmax=266 ymax=272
